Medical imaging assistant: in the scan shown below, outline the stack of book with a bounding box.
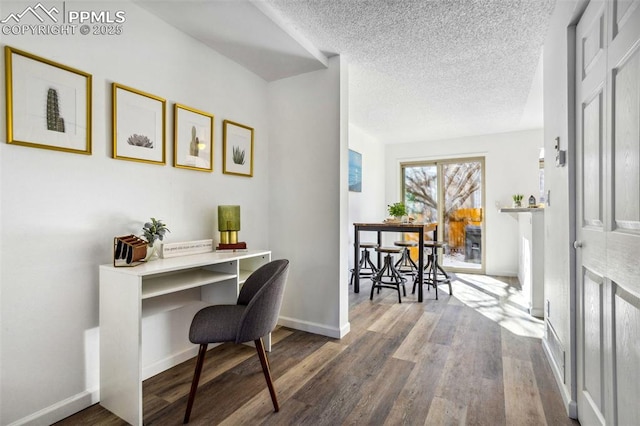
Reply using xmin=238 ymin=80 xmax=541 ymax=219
xmin=216 ymin=242 xmax=247 ymax=252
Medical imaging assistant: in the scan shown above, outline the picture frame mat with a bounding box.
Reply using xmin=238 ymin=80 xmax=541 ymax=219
xmin=223 ymin=120 xmax=253 ymax=177
xmin=113 ymin=84 xmax=165 ymax=164
xmin=6 ymin=47 xmax=91 ymax=153
xmin=174 ymin=104 xmax=214 ymax=171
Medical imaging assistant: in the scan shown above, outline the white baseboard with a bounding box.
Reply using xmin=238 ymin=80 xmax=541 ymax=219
xmin=482 ymin=269 xmax=517 ymax=278
xmin=278 ymin=316 xmax=345 ymax=338
xmin=542 ymin=337 xmax=578 ymax=419
xmin=338 ymin=321 xmax=351 ymax=338
xmin=7 ymin=388 xmax=99 ymax=426
xmin=530 ymin=307 xmax=545 ymax=318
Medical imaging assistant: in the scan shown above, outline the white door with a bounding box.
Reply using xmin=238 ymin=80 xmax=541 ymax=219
xmin=575 ymin=1 xmax=640 ymax=425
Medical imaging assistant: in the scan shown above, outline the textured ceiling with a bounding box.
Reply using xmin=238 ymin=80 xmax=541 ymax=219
xmin=265 ymin=0 xmax=555 ymax=143
xmin=140 ymin=0 xmax=555 ymax=144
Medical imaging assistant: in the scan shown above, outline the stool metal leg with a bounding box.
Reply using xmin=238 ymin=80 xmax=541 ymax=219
xmin=413 ymin=245 xmax=451 ymax=299
xmin=370 ymin=254 xmax=406 ymax=303
xmin=394 ymin=247 xmax=418 ymax=278
xmin=350 ymin=247 xmax=378 ymax=285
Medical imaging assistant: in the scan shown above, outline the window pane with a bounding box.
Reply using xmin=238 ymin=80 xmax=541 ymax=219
xmin=443 ymin=161 xmax=482 ymax=269
xmin=404 ymin=164 xmax=438 ymax=224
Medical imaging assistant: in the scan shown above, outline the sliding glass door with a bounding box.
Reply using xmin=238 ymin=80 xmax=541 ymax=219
xmin=402 ymin=157 xmax=484 ymax=272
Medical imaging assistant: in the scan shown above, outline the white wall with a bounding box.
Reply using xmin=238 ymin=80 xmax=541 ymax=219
xmin=347 ymin=124 xmax=385 ymax=269
xmin=542 ymin=0 xmax=586 ymax=417
xmin=267 ymin=56 xmax=348 ymax=338
xmin=385 ymin=129 xmax=543 ymax=276
xmin=0 ymin=2 xmax=271 ymax=424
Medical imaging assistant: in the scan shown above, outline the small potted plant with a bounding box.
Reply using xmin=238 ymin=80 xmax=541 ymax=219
xmin=387 ymin=202 xmax=407 ymax=221
xmin=512 ymin=194 xmax=524 ymax=208
xmin=142 ymin=217 xmax=170 ymax=260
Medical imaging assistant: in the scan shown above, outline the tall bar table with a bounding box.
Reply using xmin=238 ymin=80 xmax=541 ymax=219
xmin=353 ymin=222 xmax=437 ymax=302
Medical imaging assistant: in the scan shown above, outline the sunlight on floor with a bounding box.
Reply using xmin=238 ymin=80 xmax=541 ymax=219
xmin=450 ymin=275 xmax=544 ymax=339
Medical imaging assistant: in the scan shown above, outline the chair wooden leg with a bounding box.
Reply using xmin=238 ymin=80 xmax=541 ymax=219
xmin=255 ymin=338 xmax=279 ymax=412
xmin=184 ymin=344 xmax=208 ymax=424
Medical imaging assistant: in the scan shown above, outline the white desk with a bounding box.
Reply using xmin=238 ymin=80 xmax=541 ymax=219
xmin=99 ymin=250 xmax=271 ymax=426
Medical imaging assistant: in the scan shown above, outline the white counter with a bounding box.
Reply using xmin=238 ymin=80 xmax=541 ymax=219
xmin=500 ymin=208 xmax=544 ymax=317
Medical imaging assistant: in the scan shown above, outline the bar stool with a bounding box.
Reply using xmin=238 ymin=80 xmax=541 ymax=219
xmin=371 ymin=247 xmax=407 ymax=303
xmin=413 ymin=241 xmax=452 ymax=300
xmin=350 ymin=242 xmax=379 ymax=285
xmin=393 ymin=240 xmax=418 ymax=279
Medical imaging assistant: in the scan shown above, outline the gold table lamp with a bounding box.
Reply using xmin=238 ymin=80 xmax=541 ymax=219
xmin=217 ymin=205 xmax=246 ymax=250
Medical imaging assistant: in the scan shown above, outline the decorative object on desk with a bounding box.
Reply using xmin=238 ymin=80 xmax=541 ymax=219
xmin=142 ymin=218 xmax=170 ymax=260
xmin=5 ymin=46 xmax=92 ymax=154
xmin=528 ymin=195 xmax=537 ymax=207
xmin=348 ymin=149 xmax=362 ymax=192
xmin=174 ymin=103 xmax=214 ymax=172
xmin=112 ymin=82 xmax=166 ymax=165
xmin=162 ymin=239 xmax=213 ymax=258
xmin=217 ymin=205 xmax=247 ymax=250
xmin=387 ymin=202 xmax=407 ymax=221
xmin=222 ymin=120 xmax=254 ymax=177
xmin=113 ymin=235 xmax=147 ymax=267
xmin=512 ymin=194 xmax=524 ymax=207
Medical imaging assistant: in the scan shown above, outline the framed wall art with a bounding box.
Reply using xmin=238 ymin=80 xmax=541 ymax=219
xmin=112 ymin=83 xmax=166 ymax=165
xmin=173 ymin=103 xmax=214 ymax=172
xmin=4 ymin=46 xmax=92 ymax=154
xmin=222 ymin=120 xmax=254 ymax=177
xmin=349 ymin=149 xmax=362 ymax=192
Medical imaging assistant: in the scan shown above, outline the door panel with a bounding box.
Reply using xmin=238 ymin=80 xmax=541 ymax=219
xmin=582 ymin=269 xmax=604 ymax=417
xmin=581 ymin=12 xmax=604 ymax=79
xmin=576 ymin=2 xmax=608 ymax=425
xmin=612 ymin=46 xmax=640 ymax=231
xmin=613 ymin=0 xmax=637 ymax=35
xmin=614 ymin=287 xmax=640 ymax=425
xmin=576 ymin=1 xmax=640 ymax=425
xmin=582 ymin=90 xmax=604 ymax=227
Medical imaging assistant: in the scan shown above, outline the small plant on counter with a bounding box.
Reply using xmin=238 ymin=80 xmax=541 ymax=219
xmin=387 ymin=202 xmax=407 ymax=218
xmin=142 ymin=218 xmax=170 ymax=247
xmin=512 ymin=194 xmax=524 ymax=207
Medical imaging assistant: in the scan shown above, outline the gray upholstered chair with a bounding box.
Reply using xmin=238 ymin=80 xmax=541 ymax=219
xmin=183 ymin=259 xmax=290 ymax=423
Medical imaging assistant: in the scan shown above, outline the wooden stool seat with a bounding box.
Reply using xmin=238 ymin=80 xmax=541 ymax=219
xmin=376 ymin=247 xmax=403 ymax=254
xmin=393 ymin=241 xmax=419 ymax=277
xmin=393 ymin=240 xmax=418 ymax=247
xmin=359 ymin=242 xmax=378 ymax=249
xmin=423 ymin=241 xmax=447 ymax=248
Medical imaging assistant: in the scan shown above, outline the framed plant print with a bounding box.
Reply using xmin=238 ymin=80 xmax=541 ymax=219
xmin=222 ymin=120 xmax=254 ymax=177
xmin=4 ymin=46 xmax=92 ymax=154
xmin=173 ymin=103 xmax=214 ymax=172
xmin=112 ymin=83 xmax=166 ymax=165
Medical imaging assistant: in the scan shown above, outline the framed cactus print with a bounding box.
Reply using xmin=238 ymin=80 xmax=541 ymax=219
xmin=222 ymin=120 xmax=254 ymax=177
xmin=173 ymin=103 xmax=214 ymax=172
xmin=4 ymin=46 xmax=92 ymax=154
xmin=112 ymin=83 xmax=166 ymax=165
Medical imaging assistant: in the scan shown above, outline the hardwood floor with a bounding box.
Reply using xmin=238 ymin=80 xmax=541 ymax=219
xmin=56 ymin=275 xmax=577 ymax=425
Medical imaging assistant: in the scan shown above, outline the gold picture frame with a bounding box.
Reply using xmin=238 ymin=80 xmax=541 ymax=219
xmin=222 ymin=120 xmax=254 ymax=177
xmin=173 ymin=103 xmax=214 ymax=172
xmin=112 ymin=83 xmax=166 ymax=165
xmin=4 ymin=46 xmax=92 ymax=155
